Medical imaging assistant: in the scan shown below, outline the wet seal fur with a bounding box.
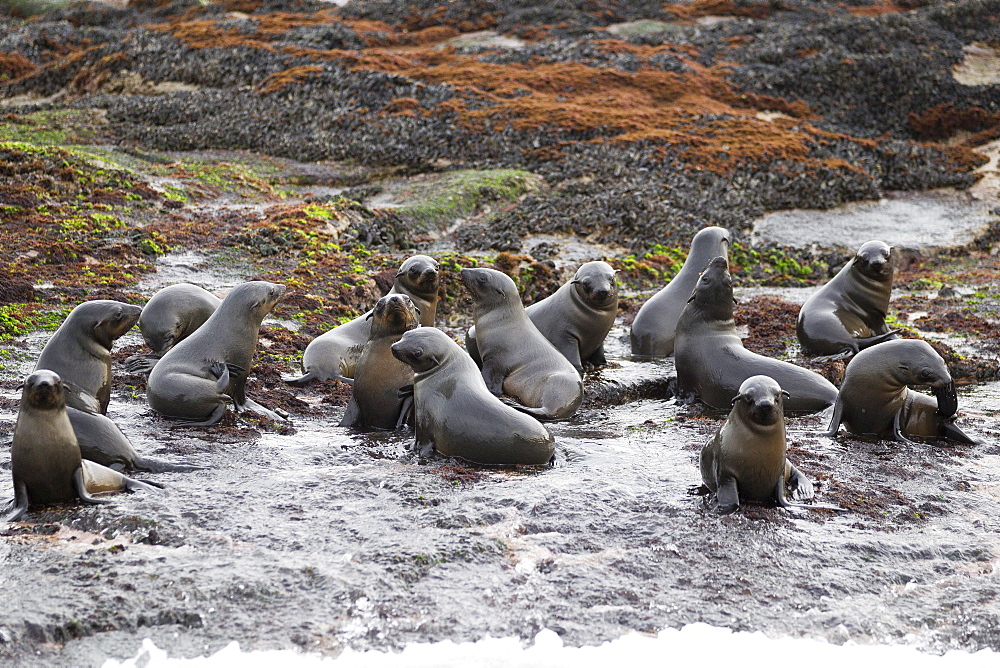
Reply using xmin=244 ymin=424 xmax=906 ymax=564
xmin=699 ymin=375 xmax=836 ymax=513
xmin=391 ymin=328 xmax=555 ymax=466
xmin=340 ymin=294 xmax=421 ymax=430
xmin=35 ymin=300 xmax=142 ymax=414
xmin=284 ymin=255 xmax=439 ymax=387
xmin=467 ymin=261 xmax=618 ymax=374
xmin=631 ymin=226 xmax=731 ymax=357
xmin=147 ymin=281 xmax=286 ymax=425
xmin=674 ymin=257 xmax=838 ymax=413
xmin=797 ymin=240 xmax=898 ymax=360
xmin=826 ymin=339 xmax=975 ymax=444
xmin=462 ymin=268 xmax=583 ymax=420
xmin=3 ymin=371 xmax=162 ymax=523
xmin=125 ymin=283 xmax=222 ymax=375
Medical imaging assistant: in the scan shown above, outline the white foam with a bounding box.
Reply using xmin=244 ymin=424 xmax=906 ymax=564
xmin=103 ymin=624 xmax=998 ymax=668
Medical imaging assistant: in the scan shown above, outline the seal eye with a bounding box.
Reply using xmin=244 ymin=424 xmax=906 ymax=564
xmin=919 ymin=369 xmax=933 ymax=381
xmin=412 ymin=350 xmax=423 ymax=359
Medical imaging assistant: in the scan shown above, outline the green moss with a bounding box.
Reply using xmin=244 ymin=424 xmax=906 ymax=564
xmin=0 ymin=304 xmax=73 ymax=339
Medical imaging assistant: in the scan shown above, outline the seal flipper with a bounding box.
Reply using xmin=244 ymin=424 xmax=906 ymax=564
xmin=824 ymin=399 xmax=844 ymax=437
xmin=940 ymin=418 xmax=976 ymax=445
xmin=933 ymin=380 xmax=959 ymax=419
xmin=482 ymin=363 xmax=505 ymax=396
xmin=73 ymin=467 xmax=114 ymax=505
xmin=210 ymin=361 xmax=231 ymax=393
xmin=282 ymin=370 xmax=318 ymax=387
xmin=4 ymin=481 xmax=30 ymax=522
xmin=499 ymin=396 xmax=556 ymax=421
xmin=236 ymin=397 xmax=287 ymax=422
xmin=553 ymin=336 xmax=584 ymax=375
xmin=891 ymin=408 xmax=917 ymax=444
xmin=584 ymin=343 xmax=608 ymax=370
xmin=784 ymin=461 xmax=815 ymax=501
xmin=715 ymin=477 xmax=739 ymax=514
xmin=64 ymin=382 xmax=102 ymax=414
xmin=855 ymin=330 xmax=900 ymax=351
xmin=131 ymin=456 xmax=206 ymax=473
xmin=171 ymin=402 xmax=228 ymax=427
xmin=124 ymin=354 xmax=159 ymax=375
xmin=340 ymin=396 xmax=361 ymax=428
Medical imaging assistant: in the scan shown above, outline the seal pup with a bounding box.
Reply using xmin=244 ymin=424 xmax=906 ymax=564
xmin=797 ymin=240 xmax=898 ymax=360
xmin=674 ymin=257 xmax=838 ymax=413
xmin=390 ymin=328 xmax=555 ymax=466
xmin=630 ymin=226 xmax=731 ymax=357
xmin=462 ymin=268 xmax=583 ymax=420
xmin=340 ymin=294 xmax=421 ymax=430
xmin=700 ymin=375 xmax=832 ymax=513
xmin=34 ymin=300 xmax=142 ymax=414
xmin=67 ymin=407 xmax=204 ymax=472
xmin=466 ymin=261 xmax=618 ymax=374
xmin=125 ymin=283 xmax=222 ymax=375
xmin=826 ymin=339 xmax=975 ymax=444
xmin=4 ymin=371 xmax=161 ymax=523
xmin=284 ymin=255 xmax=440 ymax=386
xmin=147 ymin=281 xmax=286 ymax=425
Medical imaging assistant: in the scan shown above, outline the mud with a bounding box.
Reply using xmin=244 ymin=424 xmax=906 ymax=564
xmin=1 ymin=0 xmax=1000 ymax=664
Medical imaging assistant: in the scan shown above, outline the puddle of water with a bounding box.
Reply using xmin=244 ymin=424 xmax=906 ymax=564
xmin=752 ymin=190 xmax=994 ymax=251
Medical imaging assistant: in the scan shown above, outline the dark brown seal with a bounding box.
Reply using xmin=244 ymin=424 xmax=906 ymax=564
xmin=34 ymin=300 xmax=142 ymax=414
xmin=390 ymin=328 xmax=555 ymax=466
xmin=340 ymin=294 xmax=421 ymax=430
xmin=284 ymin=255 xmax=440 ymax=386
xmin=797 ymin=240 xmax=898 ymax=359
xmin=3 ymin=370 xmax=161 ymax=523
xmin=461 ymin=268 xmax=583 ymax=420
xmin=125 ymin=283 xmax=222 ymax=375
xmin=826 ymin=339 xmax=975 ymax=444
xmin=147 ymin=281 xmax=286 ymax=425
xmin=674 ymin=257 xmax=838 ymax=413
xmin=631 ymin=226 xmax=731 ymax=357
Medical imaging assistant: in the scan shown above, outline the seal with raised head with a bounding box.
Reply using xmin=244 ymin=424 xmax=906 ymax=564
xmin=826 ymin=339 xmax=975 ymax=444
xmin=147 ymin=281 xmax=286 ymax=425
xmin=674 ymin=257 xmax=838 ymax=413
xmin=391 ymin=328 xmax=555 ymax=466
xmin=3 ymin=370 xmax=161 ymax=522
xmin=700 ymin=375 xmax=825 ymax=513
xmin=466 ymin=261 xmax=618 ymax=374
xmin=125 ymin=283 xmax=222 ymax=375
xmin=34 ymin=300 xmax=142 ymax=414
xmin=462 ymin=268 xmax=583 ymax=420
xmin=797 ymin=240 xmax=898 ymax=360
xmin=284 ymin=255 xmax=440 ymax=387
xmin=340 ymin=294 xmax=421 ymax=430
xmin=631 ymin=226 xmax=731 ymax=357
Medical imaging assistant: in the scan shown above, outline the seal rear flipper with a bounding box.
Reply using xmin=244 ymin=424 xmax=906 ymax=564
xmin=940 ymin=418 xmax=977 ymax=445
xmin=784 ymin=461 xmax=815 ymax=501
xmin=170 ymin=403 xmax=228 ymax=427
xmin=132 ymin=456 xmax=207 ymax=473
xmin=4 ymin=481 xmax=30 ymax=522
xmin=396 ymin=394 xmax=414 ymax=430
xmin=282 ymin=370 xmax=317 ymax=387
xmin=236 ymin=397 xmax=288 ymax=422
xmin=73 ymin=467 xmax=114 ymax=505
xmin=340 ymin=397 xmax=361 ymax=428
xmin=855 ymin=330 xmax=900 ymax=351
xmin=123 ymin=354 xmax=158 ymax=375
xmin=499 ymin=397 xmax=556 ymax=421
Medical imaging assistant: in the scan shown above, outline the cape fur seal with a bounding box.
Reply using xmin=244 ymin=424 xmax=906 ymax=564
xmin=340 ymin=294 xmax=421 ymax=430
xmin=67 ymin=407 xmax=204 ymax=472
xmin=461 ymin=268 xmax=583 ymax=420
xmin=631 ymin=226 xmax=731 ymax=357
xmin=3 ymin=371 xmax=161 ymax=522
xmin=35 ymin=300 xmax=142 ymax=414
xmin=466 ymin=261 xmax=618 ymax=374
xmin=700 ymin=375 xmax=831 ymax=513
xmin=674 ymin=257 xmax=838 ymax=413
xmin=147 ymin=281 xmax=286 ymax=425
xmin=125 ymin=283 xmax=222 ymax=375
xmin=797 ymin=240 xmax=898 ymax=359
xmin=390 ymin=328 xmax=555 ymax=466
xmin=284 ymin=255 xmax=439 ymax=386
xmin=826 ymin=339 xmax=975 ymax=444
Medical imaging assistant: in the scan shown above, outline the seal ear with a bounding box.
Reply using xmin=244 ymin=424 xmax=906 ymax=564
xmin=413 ymin=305 xmax=421 ymax=315
xmin=365 ymin=312 xmax=374 ymax=321
xmin=731 ymin=394 xmax=742 ymax=408
xmin=781 ymin=391 xmax=790 ymax=400
xmin=496 ymin=287 xmax=506 ymax=299
xmin=687 ymin=294 xmax=696 ymax=303
xmin=732 ymin=297 xmax=739 ymax=305
xmin=15 ymin=382 xmax=24 ymax=391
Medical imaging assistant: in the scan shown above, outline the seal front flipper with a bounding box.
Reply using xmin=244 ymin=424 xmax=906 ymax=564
xmin=482 ymin=363 xmax=505 ymax=396
xmin=891 ymin=408 xmax=918 ymax=444
xmin=124 ymin=354 xmax=159 ymax=375
xmin=940 ymin=418 xmax=976 ymax=445
xmin=824 ymin=399 xmax=844 ymax=437
xmin=4 ymin=481 xmax=29 ymax=522
xmin=715 ymin=477 xmax=739 ymax=514
xmin=584 ymin=343 xmax=608 ymax=370
xmin=933 ymin=380 xmax=959 ymax=418
xmin=340 ymin=397 xmax=361 ymax=428
xmin=855 ymin=330 xmax=900 ymax=351
xmin=64 ymin=381 xmax=102 ymax=414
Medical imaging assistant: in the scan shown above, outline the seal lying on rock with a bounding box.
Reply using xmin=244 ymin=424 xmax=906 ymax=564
xmin=391 ymin=328 xmax=555 ymax=466
xmin=3 ymin=371 xmax=162 ymax=523
xmin=797 ymin=240 xmax=898 ymax=360
xmin=825 ymin=339 xmax=975 ymax=444
xmin=284 ymin=255 xmax=439 ymax=387
xmin=631 ymin=226 xmax=731 ymax=357
xmin=67 ymin=408 xmax=204 ymax=473
xmin=147 ymin=281 xmax=286 ymax=425
xmin=467 ymin=261 xmax=618 ymax=374
xmin=35 ymin=300 xmax=142 ymax=414
xmin=340 ymin=294 xmax=421 ymax=430
xmin=674 ymin=257 xmax=838 ymax=413
xmin=462 ymin=268 xmax=583 ymax=420
xmin=699 ymin=375 xmax=831 ymax=513
xmin=125 ymin=283 xmax=222 ymax=375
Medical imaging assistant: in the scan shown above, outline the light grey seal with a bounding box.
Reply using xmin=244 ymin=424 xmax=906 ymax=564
xmin=390 ymin=327 xmax=555 ymax=466
xmin=797 ymin=240 xmax=898 ymax=360
xmin=700 ymin=375 xmax=830 ymax=513
xmin=147 ymin=281 xmax=286 ymax=425
xmin=284 ymin=255 xmax=440 ymax=386
xmin=3 ymin=371 xmax=161 ymax=523
xmin=340 ymin=294 xmax=421 ymax=430
xmin=674 ymin=257 xmax=838 ymax=413
xmin=826 ymin=339 xmax=975 ymax=444
xmin=125 ymin=283 xmax=222 ymax=375
xmin=34 ymin=300 xmax=142 ymax=414
xmin=466 ymin=261 xmax=618 ymax=374
xmin=630 ymin=226 xmax=731 ymax=357
xmin=461 ymin=268 xmax=583 ymax=420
